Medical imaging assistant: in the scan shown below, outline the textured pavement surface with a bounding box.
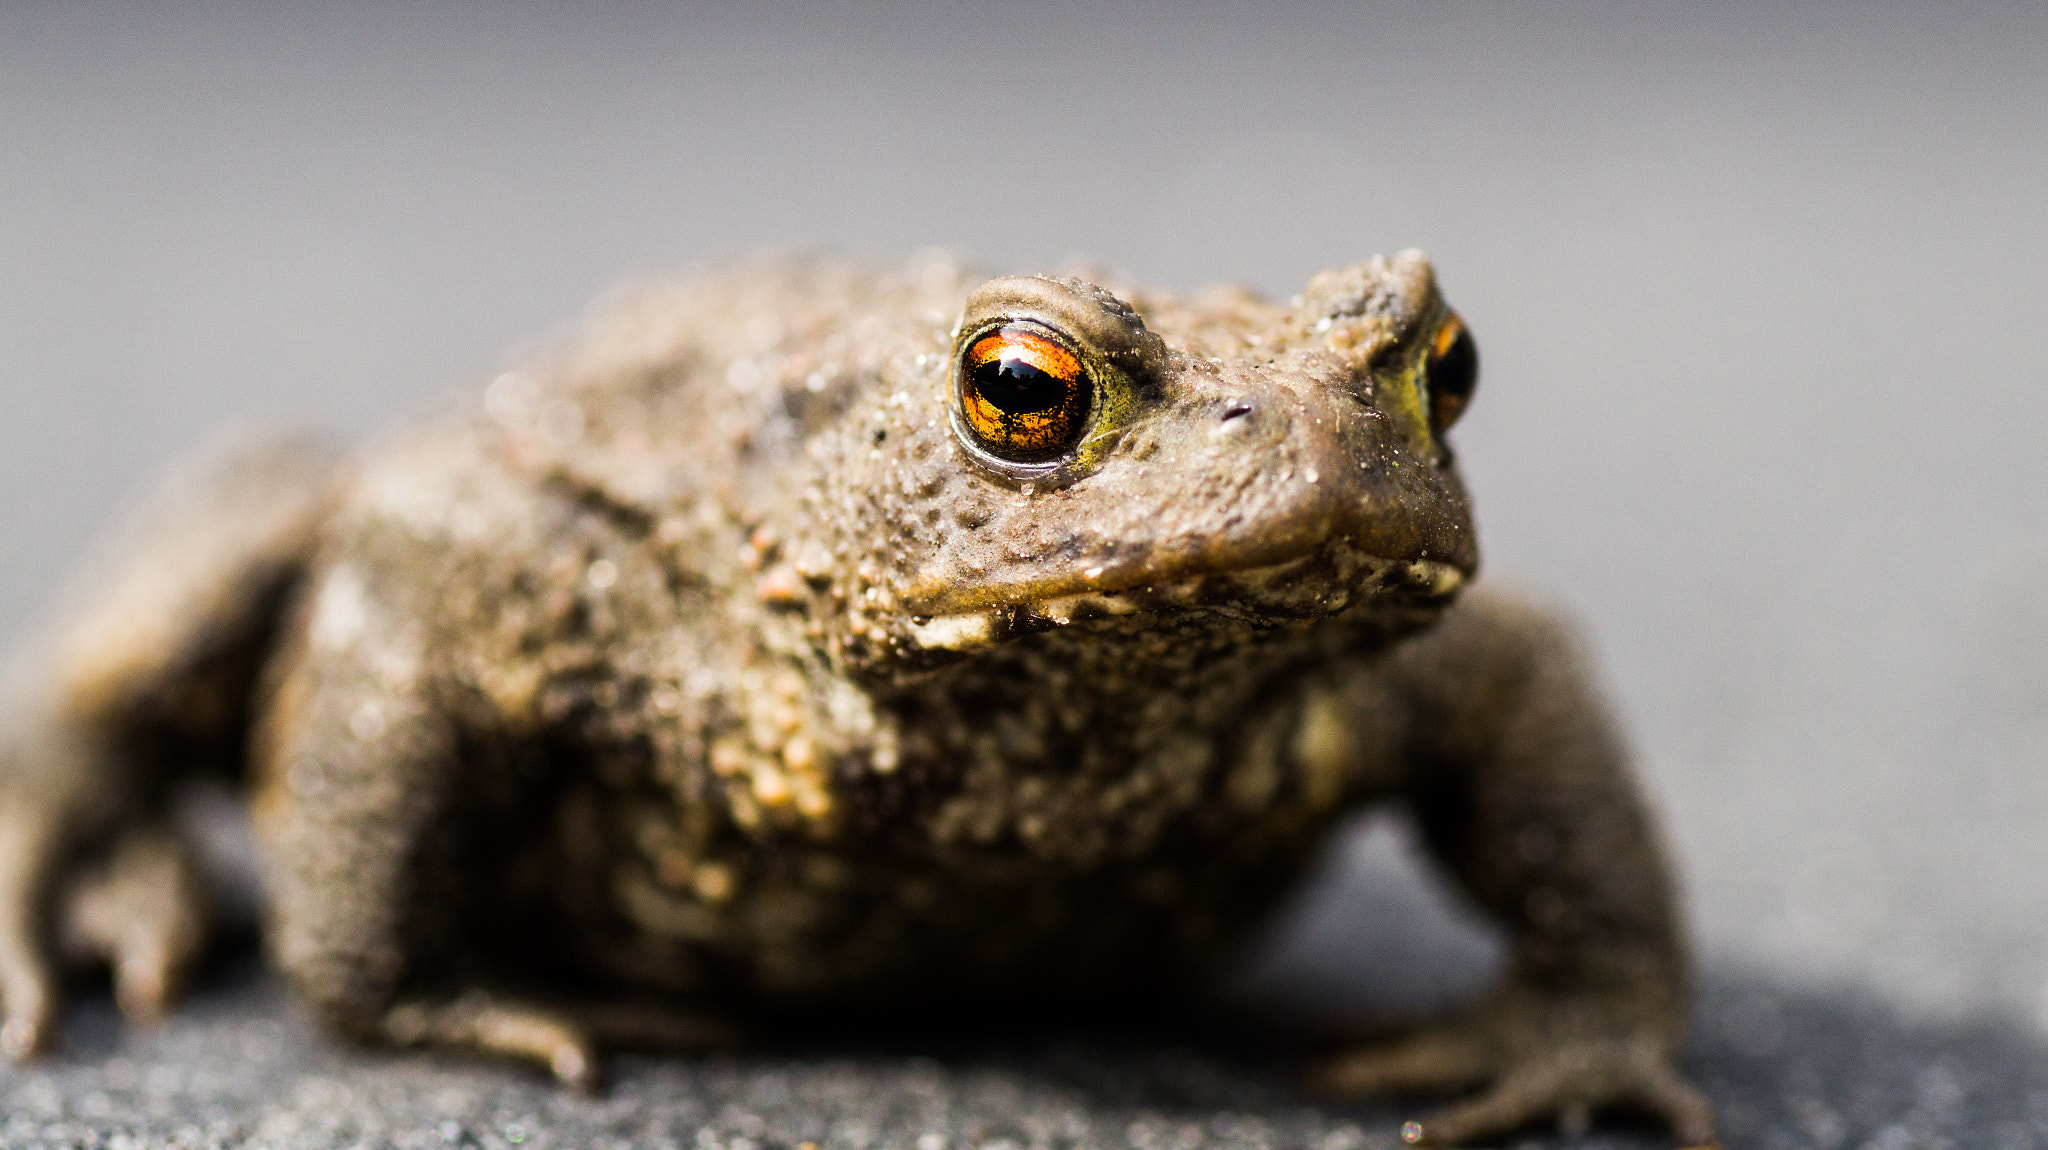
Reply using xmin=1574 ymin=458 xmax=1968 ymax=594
xmin=4 ymin=938 xmax=2047 ymax=1150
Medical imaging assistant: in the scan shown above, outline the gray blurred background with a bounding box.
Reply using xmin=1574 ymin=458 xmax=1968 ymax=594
xmin=2 ymin=0 xmax=2046 ymax=1099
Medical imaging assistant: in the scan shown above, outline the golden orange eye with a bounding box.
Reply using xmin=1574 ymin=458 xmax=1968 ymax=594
xmin=1425 ymin=312 xmax=1478 ymax=435
xmin=956 ymin=323 xmax=1092 ymax=463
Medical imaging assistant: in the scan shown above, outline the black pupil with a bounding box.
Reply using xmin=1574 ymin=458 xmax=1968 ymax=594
xmin=1428 ymin=326 xmax=1478 ymax=405
xmin=972 ymin=356 xmax=1067 ymax=414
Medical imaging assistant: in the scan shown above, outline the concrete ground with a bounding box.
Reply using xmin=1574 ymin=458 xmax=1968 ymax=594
xmin=6 ymin=966 xmax=2047 ymax=1150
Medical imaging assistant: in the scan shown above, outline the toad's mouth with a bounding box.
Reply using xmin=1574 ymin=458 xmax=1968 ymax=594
xmin=900 ymin=542 xmax=1466 ymax=653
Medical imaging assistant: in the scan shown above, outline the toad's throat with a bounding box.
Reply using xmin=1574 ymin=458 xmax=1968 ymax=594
xmin=903 ymin=547 xmax=1465 ymax=653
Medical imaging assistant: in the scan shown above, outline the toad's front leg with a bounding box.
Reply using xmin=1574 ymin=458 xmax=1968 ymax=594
xmin=255 ymin=563 xmax=733 ymax=1086
xmin=1312 ymin=591 xmax=1716 ymax=1149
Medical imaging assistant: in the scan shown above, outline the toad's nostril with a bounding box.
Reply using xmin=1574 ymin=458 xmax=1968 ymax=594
xmin=1221 ymin=402 xmax=1253 ymax=422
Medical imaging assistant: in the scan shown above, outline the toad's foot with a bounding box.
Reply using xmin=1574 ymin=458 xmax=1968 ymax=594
xmin=1309 ymin=983 xmax=1718 ymax=1149
xmin=378 ymin=989 xmax=744 ymax=1090
xmin=1 ymin=811 xmax=211 ymax=1059
xmin=0 ymin=798 xmax=62 ymax=1060
xmin=59 ymin=825 xmax=211 ymax=1023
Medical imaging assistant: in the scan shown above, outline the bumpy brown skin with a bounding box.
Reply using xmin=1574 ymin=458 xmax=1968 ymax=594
xmin=0 ymin=254 xmax=1715 ymax=1147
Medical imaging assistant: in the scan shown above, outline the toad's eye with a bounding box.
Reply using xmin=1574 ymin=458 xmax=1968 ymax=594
xmin=956 ymin=323 xmax=1092 ymax=463
xmin=1425 ymin=312 xmax=1478 ymax=435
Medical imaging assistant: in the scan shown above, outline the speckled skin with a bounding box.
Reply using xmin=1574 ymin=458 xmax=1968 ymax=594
xmin=0 ymin=255 xmax=1714 ymax=1147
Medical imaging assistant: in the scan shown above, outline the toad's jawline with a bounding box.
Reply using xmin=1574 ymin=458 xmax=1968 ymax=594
xmin=905 ymin=550 xmax=1467 ymax=652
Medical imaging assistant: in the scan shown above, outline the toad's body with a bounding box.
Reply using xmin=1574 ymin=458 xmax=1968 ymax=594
xmin=0 ymin=255 xmax=1716 ymax=1146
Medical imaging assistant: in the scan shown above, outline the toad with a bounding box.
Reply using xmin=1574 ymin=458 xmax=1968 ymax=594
xmin=0 ymin=253 xmax=1714 ymax=1146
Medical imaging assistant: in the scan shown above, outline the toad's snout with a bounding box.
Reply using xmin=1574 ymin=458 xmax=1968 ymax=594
xmin=901 ymin=365 xmax=1474 ymax=625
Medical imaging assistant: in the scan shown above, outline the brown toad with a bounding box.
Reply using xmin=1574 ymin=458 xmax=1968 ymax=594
xmin=0 ymin=253 xmax=1714 ymax=1147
